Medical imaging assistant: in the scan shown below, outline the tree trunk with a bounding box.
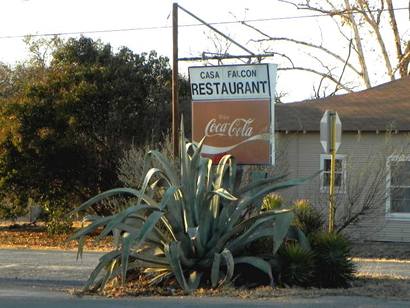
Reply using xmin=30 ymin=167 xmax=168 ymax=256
xmin=343 ymin=0 xmax=372 ymax=88
xmin=385 ymin=0 xmax=406 ymax=77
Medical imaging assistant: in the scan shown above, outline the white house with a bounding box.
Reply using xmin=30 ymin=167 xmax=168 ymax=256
xmin=275 ymin=76 xmax=410 ymax=242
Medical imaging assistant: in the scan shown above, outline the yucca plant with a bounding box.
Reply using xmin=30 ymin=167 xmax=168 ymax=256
xmin=70 ymin=122 xmax=315 ymax=293
xmin=311 ymin=232 xmax=355 ymax=288
xmin=261 ymin=193 xmax=283 ymax=211
xmin=277 ymin=242 xmax=315 ymax=287
xmin=292 ymin=200 xmax=324 ymax=237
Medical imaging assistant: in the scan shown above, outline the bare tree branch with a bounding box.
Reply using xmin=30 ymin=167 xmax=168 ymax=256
xmin=313 ymin=75 xmax=328 ymax=99
xmin=278 ymin=0 xmax=349 ymax=16
xmin=261 ymin=48 xmax=295 ymax=67
xmin=244 ymin=20 xmax=362 ymax=77
xmin=239 ymin=0 xmax=407 ymax=99
xmin=277 ymin=0 xmax=301 ymax=10
xmin=393 ymin=42 xmax=410 ymax=75
xmin=331 ymin=39 xmax=353 ymax=96
xmin=278 ymin=66 xmax=354 ymax=92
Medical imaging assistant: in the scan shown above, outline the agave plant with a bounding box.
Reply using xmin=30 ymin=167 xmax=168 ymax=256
xmin=70 ymin=122 xmax=314 ymax=293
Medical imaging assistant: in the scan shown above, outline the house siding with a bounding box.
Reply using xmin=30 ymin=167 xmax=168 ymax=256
xmin=277 ymin=131 xmax=410 ymax=243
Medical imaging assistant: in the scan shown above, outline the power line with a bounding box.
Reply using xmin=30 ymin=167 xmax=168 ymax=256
xmin=0 ymin=6 xmax=408 ymax=40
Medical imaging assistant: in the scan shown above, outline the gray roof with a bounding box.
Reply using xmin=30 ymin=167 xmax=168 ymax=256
xmin=275 ymin=76 xmax=410 ymax=132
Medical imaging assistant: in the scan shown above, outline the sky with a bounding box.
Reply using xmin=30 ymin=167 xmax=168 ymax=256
xmin=0 ymin=0 xmax=409 ymax=102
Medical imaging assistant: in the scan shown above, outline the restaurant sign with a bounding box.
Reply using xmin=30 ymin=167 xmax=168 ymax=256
xmin=189 ymin=63 xmax=277 ymax=165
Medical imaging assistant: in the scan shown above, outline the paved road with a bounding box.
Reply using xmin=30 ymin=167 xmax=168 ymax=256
xmin=0 ymin=249 xmax=99 ymax=286
xmin=2 ymin=249 xmax=410 ymax=283
xmin=1 ymin=249 xmax=410 ymax=307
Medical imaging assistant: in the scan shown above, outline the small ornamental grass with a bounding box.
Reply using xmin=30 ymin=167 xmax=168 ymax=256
xmin=69 ymin=122 xmax=314 ymax=293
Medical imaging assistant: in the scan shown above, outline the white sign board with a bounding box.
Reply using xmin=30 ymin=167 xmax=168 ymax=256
xmin=189 ymin=64 xmax=275 ymax=101
xmin=320 ymin=110 xmax=342 ymax=153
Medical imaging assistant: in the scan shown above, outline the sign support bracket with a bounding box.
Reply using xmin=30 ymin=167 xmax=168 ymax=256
xmin=172 ymin=3 xmax=265 ymax=158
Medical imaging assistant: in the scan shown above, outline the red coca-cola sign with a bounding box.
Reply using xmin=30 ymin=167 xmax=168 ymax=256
xmin=189 ymin=64 xmax=277 ymax=165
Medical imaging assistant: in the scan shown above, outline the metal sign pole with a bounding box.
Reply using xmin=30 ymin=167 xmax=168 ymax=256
xmin=172 ymin=3 xmax=179 ymax=158
xmin=320 ymin=110 xmax=341 ymax=233
xmin=328 ymin=112 xmax=336 ymax=233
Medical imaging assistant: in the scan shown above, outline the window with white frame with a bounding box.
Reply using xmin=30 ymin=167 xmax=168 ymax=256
xmin=386 ymin=155 xmax=410 ymax=219
xmin=320 ymin=154 xmax=346 ymax=193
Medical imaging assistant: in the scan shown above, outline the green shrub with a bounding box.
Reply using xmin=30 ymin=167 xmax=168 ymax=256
xmin=45 ymin=206 xmax=73 ymax=235
xmin=0 ymin=194 xmax=27 ymax=221
xmin=70 ymin=122 xmax=315 ymax=293
xmin=278 ymin=242 xmax=315 ymax=287
xmin=311 ymin=232 xmax=355 ymax=288
xmin=292 ymin=200 xmax=324 ymax=237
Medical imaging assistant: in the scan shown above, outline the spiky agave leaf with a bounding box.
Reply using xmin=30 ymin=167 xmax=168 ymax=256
xmin=235 ymin=256 xmax=274 ymax=286
xmin=207 ymin=209 xmax=294 ymax=257
xmin=218 ymin=172 xmax=321 ymax=236
xmin=70 ymin=187 xmax=156 ymax=214
xmin=164 ymin=241 xmax=190 ymax=292
xmin=210 ymin=252 xmax=222 ymax=288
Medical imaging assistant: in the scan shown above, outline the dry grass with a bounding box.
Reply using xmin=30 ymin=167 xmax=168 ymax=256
xmin=98 ymin=272 xmax=410 ymax=300
xmin=352 ymin=257 xmax=410 ymax=264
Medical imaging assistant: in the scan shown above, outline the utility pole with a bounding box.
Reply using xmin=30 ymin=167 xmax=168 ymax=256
xmin=172 ymin=2 xmax=179 ymax=158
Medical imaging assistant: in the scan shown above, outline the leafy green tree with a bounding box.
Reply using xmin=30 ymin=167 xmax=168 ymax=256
xmin=0 ymin=36 xmax=189 ymax=220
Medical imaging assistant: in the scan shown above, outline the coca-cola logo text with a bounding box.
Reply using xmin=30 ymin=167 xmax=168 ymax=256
xmin=205 ymin=118 xmax=254 ymax=137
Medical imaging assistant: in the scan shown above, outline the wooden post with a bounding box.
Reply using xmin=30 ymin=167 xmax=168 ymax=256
xmin=328 ymin=112 xmax=336 ymax=233
xmin=172 ymin=2 xmax=179 ymax=158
